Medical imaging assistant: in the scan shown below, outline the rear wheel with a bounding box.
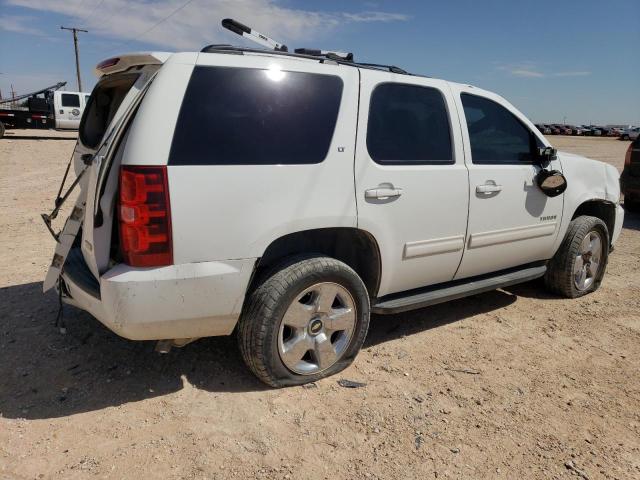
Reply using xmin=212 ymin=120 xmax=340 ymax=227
xmin=237 ymin=256 xmax=370 ymax=387
xmin=544 ymin=216 xmax=609 ymax=298
xmin=0 ymin=121 xmax=5 ymax=139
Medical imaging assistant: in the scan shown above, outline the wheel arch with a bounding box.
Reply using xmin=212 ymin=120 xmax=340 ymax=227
xmin=254 ymin=227 xmax=382 ymax=298
xmin=571 ymin=199 xmax=616 ymax=243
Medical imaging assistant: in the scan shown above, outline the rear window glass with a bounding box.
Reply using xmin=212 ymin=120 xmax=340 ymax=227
xmin=61 ymin=93 xmax=80 ymax=107
xmin=367 ymin=83 xmax=453 ymax=164
xmin=168 ymin=66 xmax=344 ymax=165
xmin=80 ymin=73 xmax=139 ymax=148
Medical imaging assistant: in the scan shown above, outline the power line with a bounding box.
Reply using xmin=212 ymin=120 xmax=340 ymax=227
xmin=80 ymin=0 xmax=106 ymax=24
xmin=128 ymin=0 xmax=197 ymax=43
xmin=93 ymin=0 xmax=197 ymax=54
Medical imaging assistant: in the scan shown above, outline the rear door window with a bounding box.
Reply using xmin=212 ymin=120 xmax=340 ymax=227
xmin=61 ymin=93 xmax=80 ymax=107
xmin=367 ymin=83 xmax=453 ymax=164
xmin=169 ymin=66 xmax=344 ymax=165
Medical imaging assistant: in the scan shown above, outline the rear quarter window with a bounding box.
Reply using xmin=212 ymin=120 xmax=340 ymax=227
xmin=168 ymin=66 xmax=344 ymax=165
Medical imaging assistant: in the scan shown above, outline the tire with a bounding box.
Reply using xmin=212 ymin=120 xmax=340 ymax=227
xmin=622 ymin=134 xmax=629 ymax=140
xmin=544 ymin=216 xmax=609 ymax=298
xmin=237 ymin=256 xmax=371 ymax=387
xmin=0 ymin=121 xmax=5 ymax=139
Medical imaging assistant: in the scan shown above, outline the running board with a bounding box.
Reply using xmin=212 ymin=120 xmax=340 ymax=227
xmin=372 ymin=265 xmax=547 ymax=314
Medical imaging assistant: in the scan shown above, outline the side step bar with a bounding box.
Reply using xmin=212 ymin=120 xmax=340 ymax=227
xmin=372 ymin=265 xmax=547 ymax=314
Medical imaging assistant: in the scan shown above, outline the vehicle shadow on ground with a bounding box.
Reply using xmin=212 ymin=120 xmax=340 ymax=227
xmin=0 ymin=280 xmax=517 ymax=419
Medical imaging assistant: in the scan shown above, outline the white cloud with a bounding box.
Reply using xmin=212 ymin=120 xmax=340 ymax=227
xmin=496 ymin=62 xmax=591 ymax=79
xmin=5 ymin=0 xmax=409 ymax=51
xmin=510 ymin=69 xmax=545 ymax=78
xmin=553 ymin=71 xmax=591 ymax=77
xmin=342 ymin=11 xmax=411 ymax=22
xmin=0 ymin=14 xmax=45 ymax=36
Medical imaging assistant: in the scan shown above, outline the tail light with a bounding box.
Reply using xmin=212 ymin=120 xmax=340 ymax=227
xmin=118 ymin=166 xmax=172 ymax=267
xmin=625 ymin=144 xmax=632 ymax=167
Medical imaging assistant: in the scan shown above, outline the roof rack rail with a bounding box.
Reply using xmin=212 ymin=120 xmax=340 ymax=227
xmin=201 ymin=43 xmax=412 ymax=76
xmin=211 ymin=18 xmax=412 ymax=76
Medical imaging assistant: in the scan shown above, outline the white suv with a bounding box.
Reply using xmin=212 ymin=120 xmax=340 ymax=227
xmin=44 ymin=46 xmax=623 ymax=387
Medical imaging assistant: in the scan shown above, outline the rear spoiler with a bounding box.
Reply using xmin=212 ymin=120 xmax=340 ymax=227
xmin=94 ymin=52 xmax=171 ymax=77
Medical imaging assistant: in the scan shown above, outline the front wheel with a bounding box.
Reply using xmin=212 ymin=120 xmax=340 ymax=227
xmin=237 ymin=256 xmax=370 ymax=387
xmin=544 ymin=216 xmax=609 ymax=298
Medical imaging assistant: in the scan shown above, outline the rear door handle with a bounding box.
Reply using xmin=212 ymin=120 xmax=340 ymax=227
xmin=365 ymin=187 xmax=403 ymax=200
xmin=476 ymin=184 xmax=502 ymax=194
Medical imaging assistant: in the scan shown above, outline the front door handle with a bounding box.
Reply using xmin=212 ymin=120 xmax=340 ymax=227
xmin=365 ymin=187 xmax=403 ymax=200
xmin=476 ymin=184 xmax=502 ymax=194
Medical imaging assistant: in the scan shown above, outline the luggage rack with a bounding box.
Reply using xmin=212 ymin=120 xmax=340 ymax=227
xmin=202 ymin=18 xmax=411 ymax=76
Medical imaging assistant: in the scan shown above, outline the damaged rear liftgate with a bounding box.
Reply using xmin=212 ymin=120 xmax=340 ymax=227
xmin=41 ymin=61 xmax=162 ymax=329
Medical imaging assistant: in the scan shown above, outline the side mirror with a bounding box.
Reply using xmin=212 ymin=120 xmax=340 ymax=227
xmin=537 ymin=146 xmax=557 ymax=164
xmin=536 ymin=169 xmax=567 ymax=197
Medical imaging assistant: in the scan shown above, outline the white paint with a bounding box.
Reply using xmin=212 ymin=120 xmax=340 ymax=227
xmin=45 ymin=48 xmax=624 ymax=342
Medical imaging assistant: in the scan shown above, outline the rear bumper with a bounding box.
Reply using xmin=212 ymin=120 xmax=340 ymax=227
xmin=61 ymin=249 xmax=256 ymax=340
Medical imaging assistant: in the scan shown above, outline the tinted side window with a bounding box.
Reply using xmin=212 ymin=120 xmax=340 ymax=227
xmin=367 ymin=83 xmax=453 ymax=164
xmin=169 ymin=67 xmax=343 ymax=166
xmin=461 ymin=93 xmax=536 ymax=164
xmin=61 ymin=93 xmax=80 ymax=107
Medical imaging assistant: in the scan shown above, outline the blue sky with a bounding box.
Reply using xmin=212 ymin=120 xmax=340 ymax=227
xmin=1 ymin=0 xmax=639 ymax=125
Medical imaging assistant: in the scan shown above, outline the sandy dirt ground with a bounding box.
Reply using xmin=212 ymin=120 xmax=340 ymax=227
xmin=0 ymin=131 xmax=638 ymax=480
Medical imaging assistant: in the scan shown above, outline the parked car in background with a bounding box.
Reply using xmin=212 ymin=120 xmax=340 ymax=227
xmin=566 ymin=125 xmax=583 ymax=135
xmin=599 ymin=127 xmax=618 ymax=137
xmin=621 ymin=127 xmax=640 ymax=141
xmin=549 ymin=124 xmax=564 ymax=135
xmin=536 ymin=124 xmax=552 ymax=134
xmin=621 ymin=136 xmax=640 ymax=211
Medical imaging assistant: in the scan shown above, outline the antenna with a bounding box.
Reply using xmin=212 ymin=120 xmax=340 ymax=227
xmin=221 ymin=18 xmax=288 ymax=52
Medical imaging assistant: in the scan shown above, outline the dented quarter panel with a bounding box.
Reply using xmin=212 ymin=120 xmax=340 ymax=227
xmin=551 ymin=151 xmax=623 ymax=254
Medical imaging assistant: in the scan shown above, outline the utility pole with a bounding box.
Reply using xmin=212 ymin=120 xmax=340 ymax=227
xmin=60 ymin=26 xmax=88 ymax=91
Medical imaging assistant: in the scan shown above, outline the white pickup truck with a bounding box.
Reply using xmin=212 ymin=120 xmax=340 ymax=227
xmin=43 ymin=44 xmax=623 ymax=387
xmin=0 ymin=86 xmax=89 ymax=137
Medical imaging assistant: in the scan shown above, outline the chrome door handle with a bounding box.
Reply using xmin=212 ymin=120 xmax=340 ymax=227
xmin=476 ymin=184 xmax=502 ymax=194
xmin=365 ymin=187 xmax=403 ymax=200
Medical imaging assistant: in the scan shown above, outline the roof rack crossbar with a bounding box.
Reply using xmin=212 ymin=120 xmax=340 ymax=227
xmin=221 ymin=18 xmax=288 ymax=52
